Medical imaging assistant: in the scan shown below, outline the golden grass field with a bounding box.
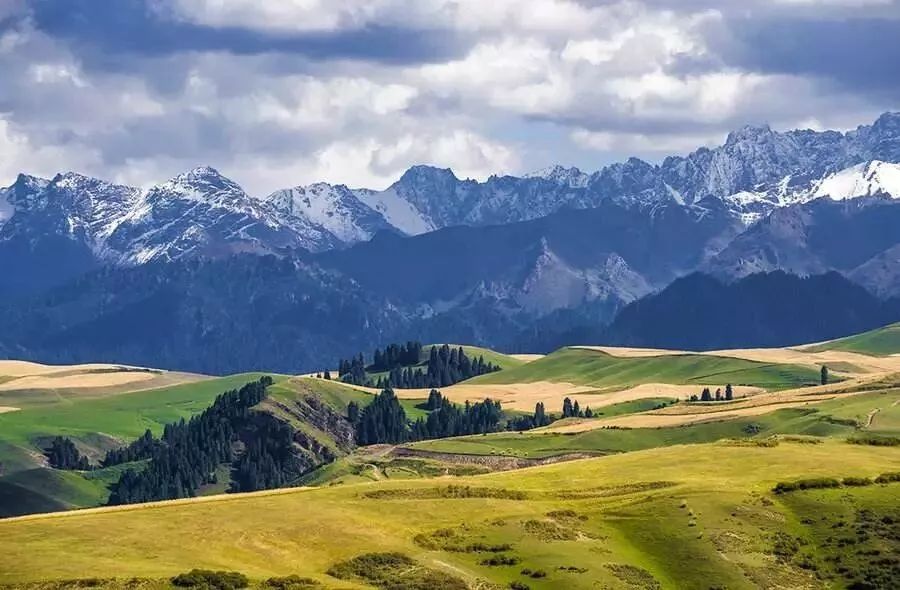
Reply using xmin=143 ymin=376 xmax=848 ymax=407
xmin=1 ymin=440 xmax=897 ymax=588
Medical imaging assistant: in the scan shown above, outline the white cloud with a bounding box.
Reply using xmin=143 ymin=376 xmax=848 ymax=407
xmin=571 ymin=127 xmax=722 ymax=155
xmin=0 ymin=0 xmax=895 ymax=196
xmin=162 ymin=0 xmax=614 ymax=34
xmin=0 ymin=117 xmax=101 ymax=182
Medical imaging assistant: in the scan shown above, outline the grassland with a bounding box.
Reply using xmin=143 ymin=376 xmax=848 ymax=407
xmin=409 ymin=388 xmax=900 ymax=459
xmin=1 ymin=440 xmax=898 ymax=589
xmin=471 ymin=347 xmax=824 ymax=391
xmin=0 ymin=373 xmax=284 ymax=517
xmin=808 ymin=322 xmax=900 ymax=356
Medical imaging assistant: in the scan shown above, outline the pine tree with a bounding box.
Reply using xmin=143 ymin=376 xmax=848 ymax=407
xmin=700 ymin=388 xmax=713 ymax=402
xmin=725 ymin=384 xmax=734 ymax=401
xmin=820 ymin=365 xmax=829 ymax=385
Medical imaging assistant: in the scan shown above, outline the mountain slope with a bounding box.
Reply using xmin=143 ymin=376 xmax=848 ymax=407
xmin=266 ymin=183 xmax=395 ymax=244
xmin=704 ymin=196 xmax=900 ymax=287
xmin=602 ymin=271 xmax=900 ymax=351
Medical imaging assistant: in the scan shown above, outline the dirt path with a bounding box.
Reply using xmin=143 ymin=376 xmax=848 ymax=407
xmin=864 ymin=408 xmax=881 ymax=429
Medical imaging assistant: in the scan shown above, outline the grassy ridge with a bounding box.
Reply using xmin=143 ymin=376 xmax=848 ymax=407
xmin=0 ymin=373 xmax=280 ymax=456
xmin=1 ymin=441 xmax=897 ymax=588
xmin=430 ymin=345 xmax=528 ymax=370
xmin=0 ymin=374 xmax=283 ymax=517
xmin=471 ymin=347 xmax=823 ymax=391
xmin=410 ymin=389 xmax=900 ymax=458
xmin=808 ymin=322 xmax=900 ymax=356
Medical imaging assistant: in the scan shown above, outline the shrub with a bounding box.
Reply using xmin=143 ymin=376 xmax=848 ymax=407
xmin=773 ymin=478 xmax=841 ymax=494
xmin=509 ymin=583 xmax=530 ymax=590
xmin=264 ymin=575 xmax=321 ymax=589
xmin=874 ymin=471 xmax=900 ymax=484
xmin=327 ymin=552 xmax=467 ymax=590
xmin=842 ymin=477 xmax=873 ymax=487
xmin=480 ymin=555 xmax=521 ymax=566
xmin=847 ymin=435 xmax=900 ymax=447
xmin=171 ymin=570 xmax=249 ymax=590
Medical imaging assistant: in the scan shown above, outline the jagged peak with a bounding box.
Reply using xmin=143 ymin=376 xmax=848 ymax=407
xmin=397 ymin=164 xmax=459 ymax=185
xmin=12 ymin=173 xmax=50 ymax=190
xmin=171 ymin=165 xmax=228 ymax=183
xmin=725 ymin=123 xmax=774 ymax=145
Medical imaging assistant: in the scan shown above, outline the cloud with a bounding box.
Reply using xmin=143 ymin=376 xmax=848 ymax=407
xmin=0 ymin=0 xmax=896 ymax=195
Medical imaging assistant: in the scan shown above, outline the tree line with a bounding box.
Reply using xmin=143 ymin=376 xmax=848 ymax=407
xmin=348 ymin=388 xmax=505 ymax=445
xmin=44 ymin=436 xmax=92 ymax=471
xmin=337 ymin=342 xmax=500 ymax=389
xmin=689 ymin=384 xmax=734 ymax=402
xmin=106 ymin=377 xmax=273 ymax=505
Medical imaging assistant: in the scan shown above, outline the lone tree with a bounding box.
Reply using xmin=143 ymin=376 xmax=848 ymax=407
xmin=820 ymin=365 xmax=829 ymax=385
xmin=725 ymin=383 xmax=734 ymax=401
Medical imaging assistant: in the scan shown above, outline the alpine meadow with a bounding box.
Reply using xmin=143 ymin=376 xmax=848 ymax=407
xmin=2 ymin=1 xmax=900 ymax=589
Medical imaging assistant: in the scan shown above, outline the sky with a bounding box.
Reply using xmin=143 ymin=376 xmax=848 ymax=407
xmin=0 ymin=0 xmax=898 ymax=194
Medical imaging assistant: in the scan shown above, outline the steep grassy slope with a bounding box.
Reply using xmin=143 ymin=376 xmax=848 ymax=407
xmin=472 ymin=347 xmax=823 ymax=391
xmin=809 ymin=322 xmax=900 ymax=356
xmin=0 ymin=374 xmax=284 ymax=517
xmin=1 ymin=441 xmax=897 ymax=589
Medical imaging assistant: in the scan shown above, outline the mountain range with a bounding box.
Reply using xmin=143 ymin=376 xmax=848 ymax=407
xmin=1 ymin=113 xmax=899 ymax=372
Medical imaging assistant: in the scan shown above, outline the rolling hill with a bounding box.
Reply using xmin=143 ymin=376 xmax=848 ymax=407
xmin=1 ymin=326 xmax=900 ymax=588
xmin=808 ymin=322 xmax=900 ymax=356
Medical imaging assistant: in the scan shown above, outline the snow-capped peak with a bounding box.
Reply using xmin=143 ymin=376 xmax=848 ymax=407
xmin=813 ymin=160 xmax=900 ymax=201
xmin=524 ymin=164 xmax=589 ymax=188
xmin=265 ymin=182 xmax=393 ymax=244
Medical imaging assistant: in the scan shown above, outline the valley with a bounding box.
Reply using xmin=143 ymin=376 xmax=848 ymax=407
xmin=1 ymin=326 xmax=898 ymax=589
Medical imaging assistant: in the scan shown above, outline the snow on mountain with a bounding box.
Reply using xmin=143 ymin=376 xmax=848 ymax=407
xmin=813 ymin=160 xmax=900 ymax=200
xmin=524 ymin=165 xmax=589 ymax=188
xmin=3 ymin=112 xmax=900 ymax=274
xmin=266 ymin=183 xmax=394 ymax=243
xmin=353 ymin=187 xmax=435 ymax=235
xmin=104 ymin=166 xmax=340 ymax=263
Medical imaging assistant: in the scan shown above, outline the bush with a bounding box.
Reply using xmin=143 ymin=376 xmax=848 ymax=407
xmin=842 ymin=477 xmax=873 ymax=487
xmin=874 ymin=471 xmax=900 ymax=484
xmin=847 ymin=435 xmax=900 ymax=447
xmin=509 ymin=583 xmax=530 ymax=590
xmin=327 ymin=552 xmax=467 ymax=590
xmin=264 ymin=575 xmax=321 ymax=589
xmin=480 ymin=555 xmax=521 ymax=566
xmin=773 ymin=478 xmax=841 ymax=494
xmin=171 ymin=570 xmax=249 ymax=590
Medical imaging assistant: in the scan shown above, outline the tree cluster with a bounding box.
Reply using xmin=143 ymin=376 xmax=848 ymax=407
xmin=102 ymin=429 xmax=160 ymax=466
xmin=338 ymin=353 xmax=368 ymax=386
xmin=352 ymin=387 xmax=505 ymax=445
xmin=44 ymin=436 xmax=92 ymax=471
xmin=107 ymin=376 xmax=273 ymax=505
xmin=371 ymin=342 xmax=422 ymax=372
xmin=689 ymin=384 xmax=734 ymax=402
xmin=561 ymin=397 xmax=593 ymax=419
xmin=338 ymin=343 xmax=501 ymax=389
xmin=507 ymin=402 xmax=556 ymax=431
xmin=231 ymin=417 xmax=308 ymax=493
xmin=410 ymin=393 xmax=503 ymax=440
xmin=354 ymin=388 xmax=410 ymax=445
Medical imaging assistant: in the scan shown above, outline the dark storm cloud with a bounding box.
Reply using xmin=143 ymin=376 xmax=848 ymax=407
xmin=720 ymin=16 xmax=900 ymax=97
xmin=24 ymin=0 xmax=473 ymax=66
